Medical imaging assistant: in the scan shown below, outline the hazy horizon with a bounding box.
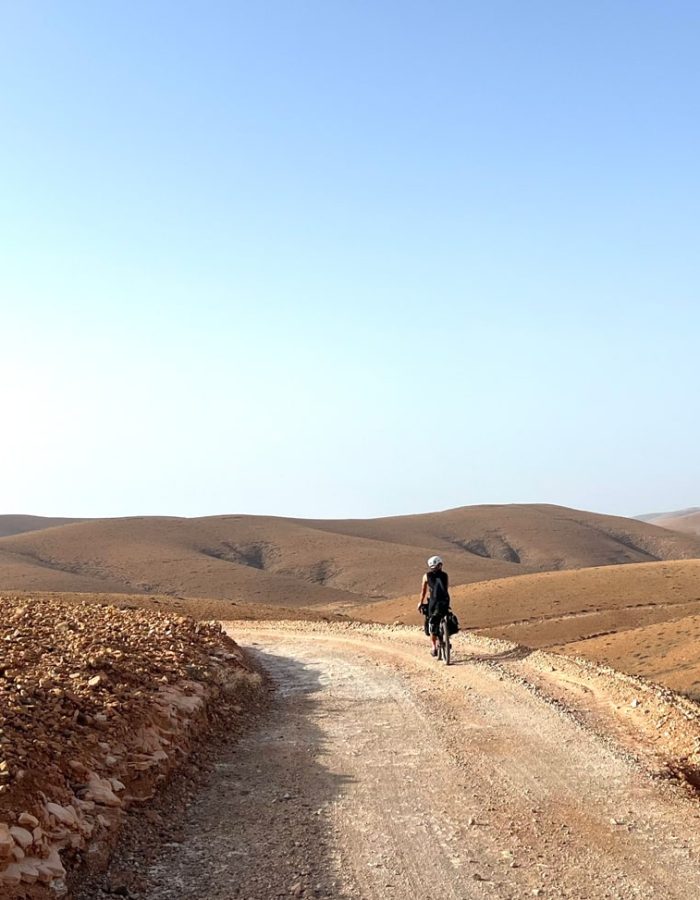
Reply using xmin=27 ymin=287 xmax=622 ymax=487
xmin=2 ymin=500 xmax=696 ymax=524
xmin=3 ymin=2 xmax=698 ymax=521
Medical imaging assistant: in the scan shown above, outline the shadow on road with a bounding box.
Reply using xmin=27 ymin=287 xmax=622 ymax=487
xmin=147 ymin=648 xmax=356 ymax=900
xmin=85 ymin=648 xmax=356 ymax=900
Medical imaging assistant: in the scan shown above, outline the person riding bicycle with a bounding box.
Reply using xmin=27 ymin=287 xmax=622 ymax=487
xmin=417 ymin=555 xmax=450 ymax=657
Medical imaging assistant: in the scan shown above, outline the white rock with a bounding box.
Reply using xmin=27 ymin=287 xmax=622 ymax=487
xmin=44 ymin=848 xmax=67 ymax=877
xmin=9 ymin=826 xmax=33 ymax=849
xmin=0 ymin=862 xmax=22 ymax=885
xmin=19 ymin=860 xmax=40 ymax=883
xmin=46 ymin=803 xmax=78 ymax=826
xmin=18 ymin=813 xmax=39 ymax=828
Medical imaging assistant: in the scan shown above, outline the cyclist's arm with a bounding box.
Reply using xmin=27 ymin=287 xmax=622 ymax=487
xmin=417 ymin=574 xmax=428 ymax=611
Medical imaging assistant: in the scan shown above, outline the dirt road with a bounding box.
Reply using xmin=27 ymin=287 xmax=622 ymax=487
xmin=125 ymin=625 xmax=700 ymax=899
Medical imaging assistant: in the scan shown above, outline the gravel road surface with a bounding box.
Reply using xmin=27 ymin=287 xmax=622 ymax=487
xmin=105 ymin=625 xmax=700 ymax=900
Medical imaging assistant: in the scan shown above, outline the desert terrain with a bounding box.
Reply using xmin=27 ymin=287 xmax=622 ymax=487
xmin=1 ymin=504 xmax=699 ymax=608
xmin=2 ymin=504 xmax=700 ymax=697
xmin=357 ymin=559 xmax=700 ymax=698
xmin=3 ymin=504 xmax=700 ymax=897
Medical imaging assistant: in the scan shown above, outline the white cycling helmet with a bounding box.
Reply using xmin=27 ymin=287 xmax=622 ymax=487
xmin=427 ymin=555 xmax=443 ymax=569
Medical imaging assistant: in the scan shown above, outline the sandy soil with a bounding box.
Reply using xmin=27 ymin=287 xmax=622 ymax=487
xmin=100 ymin=624 xmax=700 ymax=900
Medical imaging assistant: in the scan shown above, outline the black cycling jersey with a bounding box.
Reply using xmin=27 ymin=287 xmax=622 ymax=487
xmin=426 ymin=569 xmax=450 ymax=616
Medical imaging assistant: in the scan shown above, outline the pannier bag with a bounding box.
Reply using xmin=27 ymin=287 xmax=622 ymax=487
xmin=446 ymin=612 xmax=460 ymax=635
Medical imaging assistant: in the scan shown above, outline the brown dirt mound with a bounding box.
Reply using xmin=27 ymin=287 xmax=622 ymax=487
xmin=0 ymin=596 xmax=262 ymax=896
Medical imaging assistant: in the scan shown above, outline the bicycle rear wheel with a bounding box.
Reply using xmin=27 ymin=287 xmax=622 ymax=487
xmin=441 ymin=618 xmax=451 ymax=665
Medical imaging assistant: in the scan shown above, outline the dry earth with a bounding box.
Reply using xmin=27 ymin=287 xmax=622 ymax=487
xmin=355 ymin=560 xmax=700 ymax=698
xmin=1 ymin=505 xmax=699 ymax=607
xmin=90 ymin=623 xmax=700 ymax=900
xmin=0 ymin=597 xmax=261 ymax=897
xmin=4 ymin=504 xmax=700 ymax=897
xmin=6 ymin=559 xmax=700 ymax=703
xmin=553 ymin=614 xmax=700 ymax=700
xmin=7 ymin=559 xmax=700 ymax=701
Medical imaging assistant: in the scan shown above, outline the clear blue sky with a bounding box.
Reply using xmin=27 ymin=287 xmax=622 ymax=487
xmin=2 ymin=1 xmax=698 ymax=519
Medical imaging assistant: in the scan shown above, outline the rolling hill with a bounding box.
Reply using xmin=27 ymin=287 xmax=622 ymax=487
xmin=637 ymin=508 xmax=700 ymax=536
xmin=3 ymin=504 xmax=700 ymax=698
xmin=0 ymin=504 xmax=699 ymax=609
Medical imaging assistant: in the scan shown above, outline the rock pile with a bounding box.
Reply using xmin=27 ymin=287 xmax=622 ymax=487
xmin=0 ymin=596 xmax=258 ymax=897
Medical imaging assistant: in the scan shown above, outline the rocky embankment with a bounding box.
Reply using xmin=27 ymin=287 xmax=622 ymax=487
xmin=0 ymin=596 xmax=261 ymax=897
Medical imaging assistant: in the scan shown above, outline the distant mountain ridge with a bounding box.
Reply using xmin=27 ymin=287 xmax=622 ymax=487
xmin=1 ymin=504 xmax=699 ymax=608
xmin=637 ymin=507 xmax=700 ymax=522
xmin=637 ymin=508 xmax=700 ymax=536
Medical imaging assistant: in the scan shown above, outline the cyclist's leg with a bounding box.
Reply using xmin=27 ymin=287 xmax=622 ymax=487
xmin=428 ymin=614 xmax=440 ymax=655
xmin=423 ymin=615 xmax=436 ymax=654
xmin=424 ymin=616 xmax=432 ymax=646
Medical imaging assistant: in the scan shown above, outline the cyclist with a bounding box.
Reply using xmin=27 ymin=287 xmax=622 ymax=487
xmin=417 ymin=555 xmax=450 ymax=656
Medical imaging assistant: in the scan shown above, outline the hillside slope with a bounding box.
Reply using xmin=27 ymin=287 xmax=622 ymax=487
xmin=554 ymin=610 xmax=700 ymax=699
xmin=0 ymin=504 xmax=699 ymax=608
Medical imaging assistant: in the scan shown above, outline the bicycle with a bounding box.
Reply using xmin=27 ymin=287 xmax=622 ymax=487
xmin=420 ymin=604 xmax=455 ymax=665
xmin=436 ymin=612 xmax=452 ymax=665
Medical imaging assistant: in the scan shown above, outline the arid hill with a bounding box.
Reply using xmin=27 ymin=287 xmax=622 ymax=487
xmin=637 ymin=508 xmax=700 ymax=536
xmin=0 ymin=505 xmax=699 ymax=608
xmin=357 ymin=558 xmax=700 ymax=699
xmin=0 ymin=515 xmax=84 ymax=539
